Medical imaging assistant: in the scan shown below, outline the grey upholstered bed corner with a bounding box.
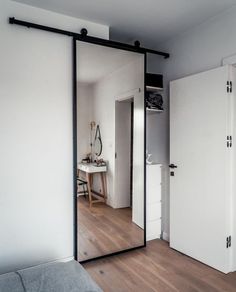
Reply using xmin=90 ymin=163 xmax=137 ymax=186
xmin=0 ymin=260 xmax=102 ymax=292
xmin=0 ymin=272 xmax=24 ymax=292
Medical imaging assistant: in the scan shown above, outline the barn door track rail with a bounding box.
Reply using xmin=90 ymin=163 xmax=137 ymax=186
xmin=9 ymin=17 xmax=169 ymax=59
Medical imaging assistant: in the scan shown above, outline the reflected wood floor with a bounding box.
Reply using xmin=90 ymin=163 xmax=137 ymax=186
xmin=83 ymin=240 xmax=236 ymax=292
xmin=78 ymin=196 xmax=144 ymax=261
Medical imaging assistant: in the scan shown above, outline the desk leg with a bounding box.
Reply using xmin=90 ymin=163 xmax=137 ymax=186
xmin=86 ymin=172 xmax=93 ymax=208
xmin=100 ymin=172 xmax=107 ymax=203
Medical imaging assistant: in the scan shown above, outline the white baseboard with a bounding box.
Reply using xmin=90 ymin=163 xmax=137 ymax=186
xmin=57 ymin=256 xmax=74 ymax=263
xmin=30 ymin=256 xmax=74 ymax=268
xmin=9 ymin=256 xmax=75 ymax=275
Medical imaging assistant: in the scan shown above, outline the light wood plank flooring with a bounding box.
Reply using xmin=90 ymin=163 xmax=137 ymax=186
xmin=78 ymin=196 xmax=144 ymax=261
xmin=83 ymin=239 xmax=236 ymax=292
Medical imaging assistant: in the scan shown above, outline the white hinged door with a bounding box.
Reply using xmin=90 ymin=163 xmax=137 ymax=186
xmin=170 ymin=65 xmax=233 ymax=273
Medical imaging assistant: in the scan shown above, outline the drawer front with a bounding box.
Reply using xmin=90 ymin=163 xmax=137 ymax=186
xmin=146 ymin=165 xmax=161 ymax=185
xmin=147 ymin=202 xmax=161 ymax=221
xmin=147 ymin=185 xmax=161 ymax=204
xmin=147 ymin=219 xmax=161 ymax=241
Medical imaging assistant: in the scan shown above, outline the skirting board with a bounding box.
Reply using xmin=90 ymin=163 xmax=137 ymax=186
xmin=20 ymin=256 xmax=74 ymax=272
xmin=0 ymin=256 xmax=75 ymax=276
xmin=34 ymin=256 xmax=74 ymax=267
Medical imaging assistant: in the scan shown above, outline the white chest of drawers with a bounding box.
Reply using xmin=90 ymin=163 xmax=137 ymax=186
xmin=146 ymin=164 xmax=162 ymax=241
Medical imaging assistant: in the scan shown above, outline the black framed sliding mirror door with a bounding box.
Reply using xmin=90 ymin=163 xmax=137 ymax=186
xmin=75 ymin=40 xmax=146 ymax=261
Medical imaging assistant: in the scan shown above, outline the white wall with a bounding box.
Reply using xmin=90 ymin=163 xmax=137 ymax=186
xmin=77 ymin=83 xmax=94 ymax=162
xmin=92 ymin=57 xmax=144 ymax=208
xmin=147 ymin=6 xmax=236 ymax=242
xmin=0 ymin=0 xmax=109 ymax=274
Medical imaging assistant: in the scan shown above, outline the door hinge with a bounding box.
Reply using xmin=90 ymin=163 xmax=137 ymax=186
xmin=227 ymin=135 xmax=232 ymax=148
xmin=226 ymin=236 xmax=231 ymax=248
xmin=227 ymin=81 xmax=232 ymax=93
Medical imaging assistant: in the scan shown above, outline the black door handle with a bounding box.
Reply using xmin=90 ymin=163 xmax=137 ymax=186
xmin=169 ymin=164 xmax=177 ymax=169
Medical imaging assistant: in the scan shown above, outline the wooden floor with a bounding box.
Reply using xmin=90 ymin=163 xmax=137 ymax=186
xmin=78 ymin=196 xmax=144 ymax=261
xmin=83 ymin=240 xmax=236 ymax=292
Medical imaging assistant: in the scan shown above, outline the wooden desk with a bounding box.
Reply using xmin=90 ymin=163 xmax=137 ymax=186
xmin=77 ymin=163 xmax=107 ymax=207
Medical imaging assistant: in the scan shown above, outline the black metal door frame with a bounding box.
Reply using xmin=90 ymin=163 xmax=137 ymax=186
xmin=73 ymin=38 xmax=147 ymax=263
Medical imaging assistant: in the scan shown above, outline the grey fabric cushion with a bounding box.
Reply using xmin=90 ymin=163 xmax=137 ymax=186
xmin=18 ymin=260 xmax=102 ymax=292
xmin=0 ymin=272 xmax=24 ymax=292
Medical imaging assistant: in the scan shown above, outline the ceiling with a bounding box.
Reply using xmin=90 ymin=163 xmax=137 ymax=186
xmin=14 ymin=0 xmax=236 ymax=47
xmin=77 ymin=42 xmax=140 ymax=84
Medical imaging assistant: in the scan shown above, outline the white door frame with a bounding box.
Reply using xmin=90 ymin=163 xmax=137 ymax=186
xmin=115 ymin=87 xmax=144 ymax=228
xmin=116 ymin=88 xmax=141 ymax=102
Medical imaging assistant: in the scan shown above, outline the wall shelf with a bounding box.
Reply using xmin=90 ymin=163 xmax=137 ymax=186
xmin=146 ymin=108 xmax=163 ymax=114
xmin=146 ymin=86 xmax=163 ymax=92
xmin=146 ymin=73 xmax=163 ymax=89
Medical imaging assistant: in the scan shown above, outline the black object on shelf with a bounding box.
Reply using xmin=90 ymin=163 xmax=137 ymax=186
xmin=146 ymin=91 xmax=164 ymax=111
xmin=146 ymin=73 xmax=163 ymax=90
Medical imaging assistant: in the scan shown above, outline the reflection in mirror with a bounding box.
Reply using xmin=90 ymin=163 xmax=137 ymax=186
xmin=76 ymin=41 xmax=145 ymax=261
xmin=94 ymin=125 xmax=102 ymax=157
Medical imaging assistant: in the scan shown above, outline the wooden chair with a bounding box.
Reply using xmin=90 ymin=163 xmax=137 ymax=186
xmin=77 ymin=177 xmax=88 ymax=197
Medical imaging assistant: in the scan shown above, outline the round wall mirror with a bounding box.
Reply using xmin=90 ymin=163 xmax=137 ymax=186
xmin=94 ymin=125 xmax=102 ymax=156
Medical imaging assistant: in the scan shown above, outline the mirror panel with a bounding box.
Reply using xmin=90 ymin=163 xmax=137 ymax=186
xmin=76 ymin=41 xmax=145 ymax=261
